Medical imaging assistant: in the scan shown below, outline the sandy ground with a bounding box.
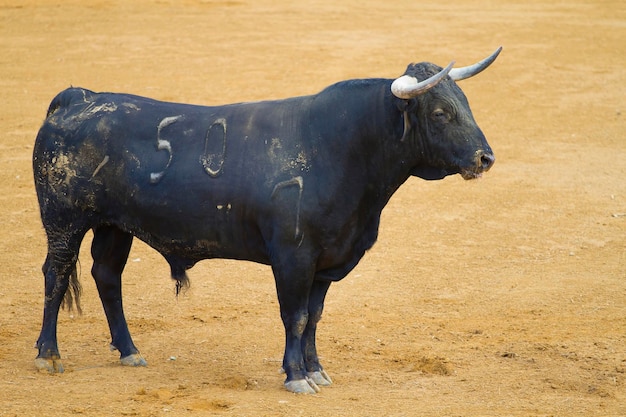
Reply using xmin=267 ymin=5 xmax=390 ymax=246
xmin=0 ymin=1 xmax=625 ymax=416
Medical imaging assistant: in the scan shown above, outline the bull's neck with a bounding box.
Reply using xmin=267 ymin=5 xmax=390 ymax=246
xmin=349 ymin=81 xmax=415 ymax=199
xmin=312 ymin=79 xmax=415 ymax=207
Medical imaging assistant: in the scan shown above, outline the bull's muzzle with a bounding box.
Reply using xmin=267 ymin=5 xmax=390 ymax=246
xmin=461 ymin=150 xmax=495 ymax=180
xmin=478 ymin=150 xmax=495 ymax=172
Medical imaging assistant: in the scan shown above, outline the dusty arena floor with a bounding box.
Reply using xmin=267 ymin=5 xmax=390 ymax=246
xmin=1 ymin=1 xmax=624 ymax=415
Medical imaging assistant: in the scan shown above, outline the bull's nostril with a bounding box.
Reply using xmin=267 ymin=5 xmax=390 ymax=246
xmin=480 ymin=153 xmax=495 ymax=171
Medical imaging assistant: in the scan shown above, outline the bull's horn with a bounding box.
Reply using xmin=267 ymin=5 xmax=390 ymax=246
xmin=448 ymin=46 xmax=502 ymax=81
xmin=391 ymin=61 xmax=455 ymax=99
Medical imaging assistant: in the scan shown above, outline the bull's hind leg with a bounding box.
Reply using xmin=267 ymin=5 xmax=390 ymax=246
xmin=35 ymin=231 xmax=86 ymax=373
xmin=91 ymin=225 xmax=146 ymax=367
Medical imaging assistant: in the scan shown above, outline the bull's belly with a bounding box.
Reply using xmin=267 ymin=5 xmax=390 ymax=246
xmin=107 ymin=210 xmax=375 ymax=283
xmin=115 ymin=211 xmax=270 ymax=265
xmin=143 ymin=231 xmax=269 ymax=265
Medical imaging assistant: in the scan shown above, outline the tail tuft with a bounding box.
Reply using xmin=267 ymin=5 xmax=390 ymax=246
xmin=61 ymin=266 xmax=82 ymax=314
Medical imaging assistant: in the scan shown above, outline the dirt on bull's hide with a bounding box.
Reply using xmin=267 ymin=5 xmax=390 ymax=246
xmin=0 ymin=1 xmax=624 ymax=416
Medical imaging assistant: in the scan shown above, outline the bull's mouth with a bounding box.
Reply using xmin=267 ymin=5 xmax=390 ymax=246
xmin=412 ymin=154 xmax=494 ymax=181
xmin=460 ymin=168 xmax=483 ymax=180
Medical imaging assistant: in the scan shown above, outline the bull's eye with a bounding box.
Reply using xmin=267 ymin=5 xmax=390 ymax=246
xmin=431 ymin=108 xmax=451 ymax=123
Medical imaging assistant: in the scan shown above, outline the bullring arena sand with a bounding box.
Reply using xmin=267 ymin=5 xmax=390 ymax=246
xmin=0 ymin=1 xmax=624 ymax=416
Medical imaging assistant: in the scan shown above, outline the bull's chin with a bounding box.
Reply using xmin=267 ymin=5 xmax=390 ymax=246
xmin=412 ymin=166 xmax=484 ymax=181
xmin=410 ymin=166 xmax=456 ymax=181
xmin=460 ymin=170 xmax=483 ymax=180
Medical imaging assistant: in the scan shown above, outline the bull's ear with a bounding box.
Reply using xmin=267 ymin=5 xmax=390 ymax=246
xmin=394 ymin=97 xmax=411 ymax=112
xmin=396 ymin=99 xmax=419 ymax=142
xmin=394 ymin=97 xmax=418 ymax=112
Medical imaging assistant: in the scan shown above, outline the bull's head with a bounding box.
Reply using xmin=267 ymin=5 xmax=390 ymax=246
xmin=391 ymin=47 xmax=501 ymax=180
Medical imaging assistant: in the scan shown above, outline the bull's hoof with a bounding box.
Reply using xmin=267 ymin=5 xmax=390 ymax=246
xmin=120 ymin=353 xmax=147 ymax=367
xmin=284 ymin=377 xmax=321 ymax=394
xmin=307 ymin=370 xmax=333 ymax=386
xmin=35 ymin=357 xmax=64 ymax=373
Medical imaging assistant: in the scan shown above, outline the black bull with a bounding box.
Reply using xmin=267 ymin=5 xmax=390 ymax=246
xmin=33 ymin=48 xmax=501 ymax=393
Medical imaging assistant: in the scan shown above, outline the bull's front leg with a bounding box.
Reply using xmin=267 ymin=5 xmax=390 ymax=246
xmin=280 ymin=307 xmax=320 ymax=394
xmin=271 ymin=251 xmax=321 ymax=394
xmin=302 ymin=279 xmax=333 ymax=387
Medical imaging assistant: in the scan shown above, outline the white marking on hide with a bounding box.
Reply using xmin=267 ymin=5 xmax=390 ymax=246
xmin=150 ymin=115 xmax=183 ymax=184
xmin=90 ymin=155 xmax=110 ymax=180
xmin=156 ymin=138 xmax=172 ymax=154
xmin=271 ymin=176 xmax=304 ymax=243
xmin=201 ymin=118 xmax=227 ymax=177
xmin=84 ymin=102 xmax=118 ymax=117
xmin=268 ymin=137 xmax=282 ymax=160
xmin=121 ymin=102 xmax=140 ymax=112
xmin=159 ymin=116 xmax=183 ymax=129
xmin=51 ymin=153 xmax=77 ymax=187
xmin=216 ymin=203 xmax=232 ymax=211
xmin=289 ymin=151 xmax=309 ymax=172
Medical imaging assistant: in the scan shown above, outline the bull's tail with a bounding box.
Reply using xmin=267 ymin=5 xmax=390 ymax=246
xmin=61 ymin=265 xmax=82 ymax=314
